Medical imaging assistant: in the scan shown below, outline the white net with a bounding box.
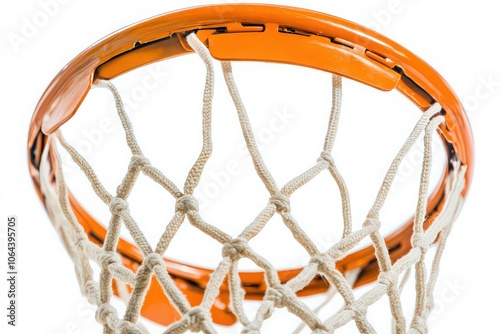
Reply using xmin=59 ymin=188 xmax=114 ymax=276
xmin=39 ymin=33 xmax=466 ymax=333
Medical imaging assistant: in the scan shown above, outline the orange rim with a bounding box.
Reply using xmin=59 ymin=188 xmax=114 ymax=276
xmin=28 ymin=4 xmax=473 ymax=326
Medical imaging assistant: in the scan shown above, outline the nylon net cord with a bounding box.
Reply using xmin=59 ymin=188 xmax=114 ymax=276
xmin=39 ymin=33 xmax=466 ymax=334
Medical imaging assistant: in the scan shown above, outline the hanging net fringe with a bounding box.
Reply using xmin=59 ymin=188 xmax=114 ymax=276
xmin=39 ymin=33 xmax=466 ymax=334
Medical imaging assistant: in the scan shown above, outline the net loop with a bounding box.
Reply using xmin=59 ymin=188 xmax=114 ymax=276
xmin=222 ymin=237 xmax=249 ymax=261
xmin=143 ymin=252 xmax=164 ymax=271
xmin=110 ymin=197 xmax=129 ymax=215
xmin=175 ymin=194 xmax=199 ymax=212
xmin=411 ymin=233 xmax=430 ymax=254
xmin=268 ymin=193 xmax=291 ymax=213
xmin=98 ymin=251 xmax=121 ymax=270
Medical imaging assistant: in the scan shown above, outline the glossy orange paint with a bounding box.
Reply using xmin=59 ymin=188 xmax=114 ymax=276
xmin=28 ymin=4 xmax=473 ymax=327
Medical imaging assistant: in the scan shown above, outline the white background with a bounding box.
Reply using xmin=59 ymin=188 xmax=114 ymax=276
xmin=1 ymin=0 xmax=499 ymax=333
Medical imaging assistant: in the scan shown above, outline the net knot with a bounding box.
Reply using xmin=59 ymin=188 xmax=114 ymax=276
xmin=143 ymin=252 xmax=164 ymax=271
xmin=222 ymin=237 xmax=249 ymax=261
xmin=346 ymin=301 xmax=368 ymax=318
xmin=378 ymin=271 xmax=398 ymax=287
xmin=411 ymin=233 xmax=429 ymax=253
xmin=310 ymin=252 xmax=336 ymax=271
xmin=185 ymin=307 xmax=210 ymax=332
xmin=98 ymin=251 xmax=120 ymax=270
xmin=269 ymin=194 xmax=291 ymax=213
xmin=362 ymin=217 xmax=381 ymax=230
xmin=410 ymin=315 xmax=428 ymax=334
xmin=96 ymin=303 xmax=118 ymax=326
xmin=317 ymin=151 xmax=334 ymax=165
xmin=265 ymin=285 xmax=295 ymax=308
xmin=176 ymin=194 xmax=199 ymax=212
xmin=109 ymin=197 xmax=129 ymax=215
xmin=130 ymin=155 xmax=150 ymax=169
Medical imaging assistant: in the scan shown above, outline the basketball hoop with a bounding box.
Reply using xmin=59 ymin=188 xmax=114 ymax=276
xmin=28 ymin=5 xmax=473 ymax=333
